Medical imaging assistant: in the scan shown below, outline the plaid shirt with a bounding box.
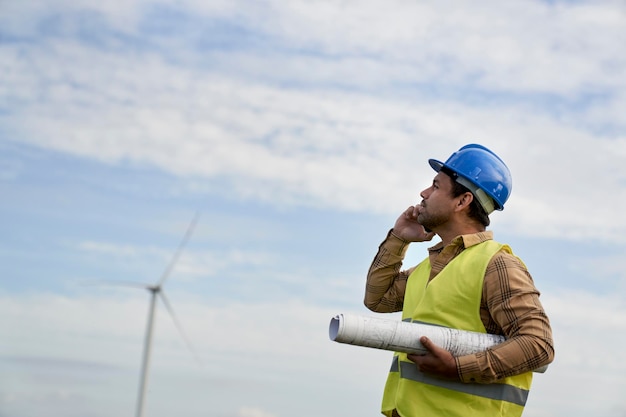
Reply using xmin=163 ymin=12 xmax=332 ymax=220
xmin=364 ymin=230 xmax=554 ymax=384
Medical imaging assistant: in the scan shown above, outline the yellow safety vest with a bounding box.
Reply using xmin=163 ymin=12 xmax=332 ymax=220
xmin=381 ymin=240 xmax=533 ymax=417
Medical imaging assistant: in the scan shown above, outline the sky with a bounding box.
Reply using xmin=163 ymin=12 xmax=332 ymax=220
xmin=1 ymin=0 xmax=626 ymax=416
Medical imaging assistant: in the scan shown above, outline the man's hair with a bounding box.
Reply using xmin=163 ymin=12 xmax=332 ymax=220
xmin=441 ymin=168 xmax=491 ymax=227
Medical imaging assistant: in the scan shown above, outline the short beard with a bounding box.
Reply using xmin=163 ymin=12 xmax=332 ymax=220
xmin=418 ymin=211 xmax=449 ymax=232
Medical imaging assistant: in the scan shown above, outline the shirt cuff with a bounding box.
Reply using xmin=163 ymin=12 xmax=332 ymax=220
xmin=456 ymin=354 xmax=482 ymax=383
xmin=384 ymin=229 xmax=411 ymax=258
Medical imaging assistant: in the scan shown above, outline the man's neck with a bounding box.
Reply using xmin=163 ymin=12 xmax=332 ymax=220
xmin=436 ymin=222 xmax=485 ymax=247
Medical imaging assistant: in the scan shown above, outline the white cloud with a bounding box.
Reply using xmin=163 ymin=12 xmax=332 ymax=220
xmin=166 ymin=0 xmax=626 ymax=95
xmin=4 ymin=32 xmax=626 ymax=241
xmin=236 ymin=407 xmax=277 ymax=417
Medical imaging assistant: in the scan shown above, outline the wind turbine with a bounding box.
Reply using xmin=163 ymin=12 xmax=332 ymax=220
xmin=124 ymin=213 xmax=202 ymax=417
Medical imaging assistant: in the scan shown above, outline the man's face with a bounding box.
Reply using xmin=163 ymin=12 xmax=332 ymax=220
xmin=417 ymin=171 xmax=458 ymax=231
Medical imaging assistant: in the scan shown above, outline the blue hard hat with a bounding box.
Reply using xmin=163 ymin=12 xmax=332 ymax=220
xmin=428 ymin=144 xmax=512 ymax=212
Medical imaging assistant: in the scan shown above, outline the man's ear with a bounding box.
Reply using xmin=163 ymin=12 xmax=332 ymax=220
xmin=455 ymin=192 xmax=474 ymax=211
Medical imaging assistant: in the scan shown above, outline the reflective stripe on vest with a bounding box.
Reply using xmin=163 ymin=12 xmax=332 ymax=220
xmin=389 ymin=356 xmax=529 ymax=406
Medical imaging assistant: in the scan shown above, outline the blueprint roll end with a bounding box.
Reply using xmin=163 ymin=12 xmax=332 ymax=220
xmin=329 ymin=314 xmax=342 ymax=341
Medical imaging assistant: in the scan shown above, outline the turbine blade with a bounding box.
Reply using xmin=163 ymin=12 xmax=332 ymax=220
xmin=157 ymin=211 xmax=201 ymax=287
xmin=79 ymin=279 xmax=151 ymax=290
xmin=158 ymin=291 xmax=203 ymax=365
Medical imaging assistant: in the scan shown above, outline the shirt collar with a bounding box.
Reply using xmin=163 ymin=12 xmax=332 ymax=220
xmin=428 ymin=231 xmax=494 ymax=253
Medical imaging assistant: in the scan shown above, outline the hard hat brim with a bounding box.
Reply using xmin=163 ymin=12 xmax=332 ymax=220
xmin=428 ymin=158 xmax=499 ymax=213
xmin=428 ymin=159 xmax=445 ymax=173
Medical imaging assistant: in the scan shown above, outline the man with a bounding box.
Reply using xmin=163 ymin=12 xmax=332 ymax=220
xmin=364 ymin=144 xmax=554 ymax=417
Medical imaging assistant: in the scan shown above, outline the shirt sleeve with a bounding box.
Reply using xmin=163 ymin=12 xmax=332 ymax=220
xmin=364 ymin=229 xmax=413 ymax=313
xmin=456 ymin=251 xmax=555 ymax=383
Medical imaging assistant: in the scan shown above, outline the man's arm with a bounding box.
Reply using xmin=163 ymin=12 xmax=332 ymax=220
xmin=365 ymin=206 xmax=435 ymax=313
xmin=456 ymin=252 xmax=555 ymax=383
xmin=364 ymin=230 xmax=413 ymax=313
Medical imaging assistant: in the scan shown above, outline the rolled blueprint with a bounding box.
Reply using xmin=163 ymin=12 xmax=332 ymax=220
xmin=329 ymin=313 xmax=547 ymax=373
